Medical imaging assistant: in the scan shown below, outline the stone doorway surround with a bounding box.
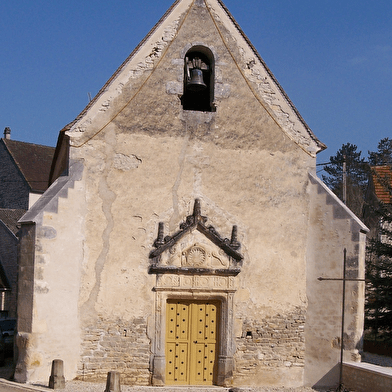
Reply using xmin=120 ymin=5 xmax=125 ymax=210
xmin=152 ymin=283 xmax=235 ymax=386
xmin=149 ymin=200 xmax=243 ymax=386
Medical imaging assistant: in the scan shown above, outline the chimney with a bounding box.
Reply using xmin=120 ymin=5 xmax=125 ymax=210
xmin=3 ymin=127 xmax=11 ymax=140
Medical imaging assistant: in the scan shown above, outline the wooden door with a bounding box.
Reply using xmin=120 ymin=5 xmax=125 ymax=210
xmin=166 ymin=300 xmax=219 ymax=385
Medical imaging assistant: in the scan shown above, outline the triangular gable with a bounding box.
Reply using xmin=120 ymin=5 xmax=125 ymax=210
xmin=61 ymin=0 xmax=325 ymax=157
xmin=150 ymin=198 xmax=242 ymax=260
xmin=149 ymin=199 xmax=243 ymax=275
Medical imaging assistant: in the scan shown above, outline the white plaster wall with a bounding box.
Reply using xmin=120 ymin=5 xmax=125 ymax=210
xmin=305 ymin=174 xmax=367 ymax=388
xmin=28 ymin=192 xmax=42 ymax=209
xmin=69 ymin=123 xmax=312 ymax=386
xmin=17 ymin=166 xmax=86 ymax=383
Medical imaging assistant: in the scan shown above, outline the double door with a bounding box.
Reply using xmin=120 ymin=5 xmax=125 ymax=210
xmin=165 ymin=300 xmax=219 ymax=385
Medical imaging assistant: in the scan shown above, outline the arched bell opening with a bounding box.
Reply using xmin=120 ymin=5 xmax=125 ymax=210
xmin=182 ymin=46 xmax=215 ymax=112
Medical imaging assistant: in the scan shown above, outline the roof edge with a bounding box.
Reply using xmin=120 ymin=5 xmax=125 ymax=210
xmin=309 ymin=171 xmax=369 ymax=233
xmin=0 ymin=219 xmax=18 ymax=240
xmin=214 ymin=0 xmax=326 ymax=154
xmin=49 ymin=127 xmax=71 ymax=185
xmin=63 ymin=0 xmax=326 ymax=155
xmin=68 ymin=0 xmax=183 ymax=129
xmin=0 ymin=139 xmax=31 ymax=191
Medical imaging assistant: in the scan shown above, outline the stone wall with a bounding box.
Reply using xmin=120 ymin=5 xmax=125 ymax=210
xmin=342 ymin=362 xmax=392 ymax=392
xmin=304 ymin=173 xmax=367 ymax=388
xmin=79 ymin=317 xmax=151 ymax=385
xmin=16 ymin=224 xmax=35 ymax=334
xmin=15 ymin=161 xmax=86 ymax=383
xmin=14 ymin=223 xmax=36 ymax=383
xmin=234 ymin=308 xmax=305 ymax=385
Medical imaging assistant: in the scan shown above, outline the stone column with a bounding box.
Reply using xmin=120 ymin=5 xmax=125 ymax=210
xmin=152 ymin=291 xmax=165 ymax=386
xmin=217 ymin=292 xmax=235 ymax=386
xmin=217 ymin=355 xmax=234 ymax=387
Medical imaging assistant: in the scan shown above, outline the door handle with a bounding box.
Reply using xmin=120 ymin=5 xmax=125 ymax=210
xmin=193 ymin=341 xmax=198 ymax=343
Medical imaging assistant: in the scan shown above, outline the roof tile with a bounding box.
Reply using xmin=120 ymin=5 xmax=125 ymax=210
xmin=3 ymin=139 xmax=55 ymax=193
xmin=0 ymin=208 xmax=26 ymax=235
xmin=372 ymin=166 xmax=392 ymax=204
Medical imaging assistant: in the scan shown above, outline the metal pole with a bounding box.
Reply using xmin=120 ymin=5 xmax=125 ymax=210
xmin=343 ymin=155 xmax=347 ymax=205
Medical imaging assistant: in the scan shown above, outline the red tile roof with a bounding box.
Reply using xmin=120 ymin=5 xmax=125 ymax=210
xmin=3 ymin=139 xmax=55 ymax=193
xmin=372 ymin=166 xmax=392 ymax=204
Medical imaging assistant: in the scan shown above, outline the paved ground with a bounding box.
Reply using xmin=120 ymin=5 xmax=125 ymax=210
xmin=2 ymin=352 xmax=391 ymax=392
xmin=0 ymin=383 xmax=339 ymax=392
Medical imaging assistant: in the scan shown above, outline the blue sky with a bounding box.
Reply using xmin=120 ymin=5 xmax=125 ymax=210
xmin=1 ymin=0 xmax=392 ymax=164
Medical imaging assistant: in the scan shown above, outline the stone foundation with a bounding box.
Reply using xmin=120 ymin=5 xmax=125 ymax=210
xmin=77 ymin=309 xmax=305 ymax=386
xmin=343 ymin=362 xmax=392 ymax=392
xmin=234 ymin=308 xmax=306 ymax=382
xmin=78 ymin=317 xmax=151 ymax=385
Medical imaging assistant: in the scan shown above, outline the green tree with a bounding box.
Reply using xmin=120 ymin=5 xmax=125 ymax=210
xmin=365 ymin=140 xmax=392 ymax=341
xmin=322 ymin=143 xmax=369 ymax=217
xmin=368 ymin=138 xmax=392 ymax=166
xmin=365 ymin=198 xmax=392 ymax=341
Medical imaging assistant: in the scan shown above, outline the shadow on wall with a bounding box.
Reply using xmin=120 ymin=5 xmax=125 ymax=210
xmin=312 ymin=363 xmax=340 ymax=390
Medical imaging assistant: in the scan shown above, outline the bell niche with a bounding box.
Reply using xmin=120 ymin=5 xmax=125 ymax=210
xmin=182 ymin=46 xmax=215 ymax=112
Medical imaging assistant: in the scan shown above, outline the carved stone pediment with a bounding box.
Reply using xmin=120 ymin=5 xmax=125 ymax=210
xmin=156 ymin=234 xmax=230 ymax=269
xmin=149 ymin=199 xmax=243 ymax=276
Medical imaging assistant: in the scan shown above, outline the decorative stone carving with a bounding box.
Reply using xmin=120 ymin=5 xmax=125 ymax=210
xmin=184 ymin=245 xmax=207 ymax=267
xmin=155 ymin=274 xmax=237 ymax=291
xmin=149 ymin=199 xmax=243 ymax=276
xmin=150 ymin=200 xmax=242 ymax=387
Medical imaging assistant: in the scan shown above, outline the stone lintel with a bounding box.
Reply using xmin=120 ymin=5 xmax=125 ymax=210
xmin=149 ymin=266 xmax=241 ymax=276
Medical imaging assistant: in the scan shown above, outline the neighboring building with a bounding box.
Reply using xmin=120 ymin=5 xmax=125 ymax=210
xmin=0 ymin=209 xmax=25 ymax=319
xmin=0 ymin=128 xmax=55 ymax=210
xmin=0 ymin=129 xmax=55 ymax=319
xmin=371 ymin=166 xmax=392 ymax=205
xmin=16 ymin=0 xmax=368 ymax=389
xmin=362 ymin=166 xmax=392 ymax=340
xmin=363 ymin=165 xmax=392 ymax=238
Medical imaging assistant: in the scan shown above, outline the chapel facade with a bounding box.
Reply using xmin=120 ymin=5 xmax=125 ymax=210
xmin=16 ymin=0 xmax=367 ymax=388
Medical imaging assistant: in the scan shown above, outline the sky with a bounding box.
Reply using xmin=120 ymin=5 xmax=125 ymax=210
xmin=1 ymin=0 xmax=392 ymax=165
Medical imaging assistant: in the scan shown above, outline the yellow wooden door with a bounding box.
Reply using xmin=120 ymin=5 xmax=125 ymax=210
xmin=166 ymin=300 xmax=219 ymax=385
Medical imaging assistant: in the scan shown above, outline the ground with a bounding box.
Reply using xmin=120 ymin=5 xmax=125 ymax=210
xmin=3 ymin=352 xmax=392 ymax=391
